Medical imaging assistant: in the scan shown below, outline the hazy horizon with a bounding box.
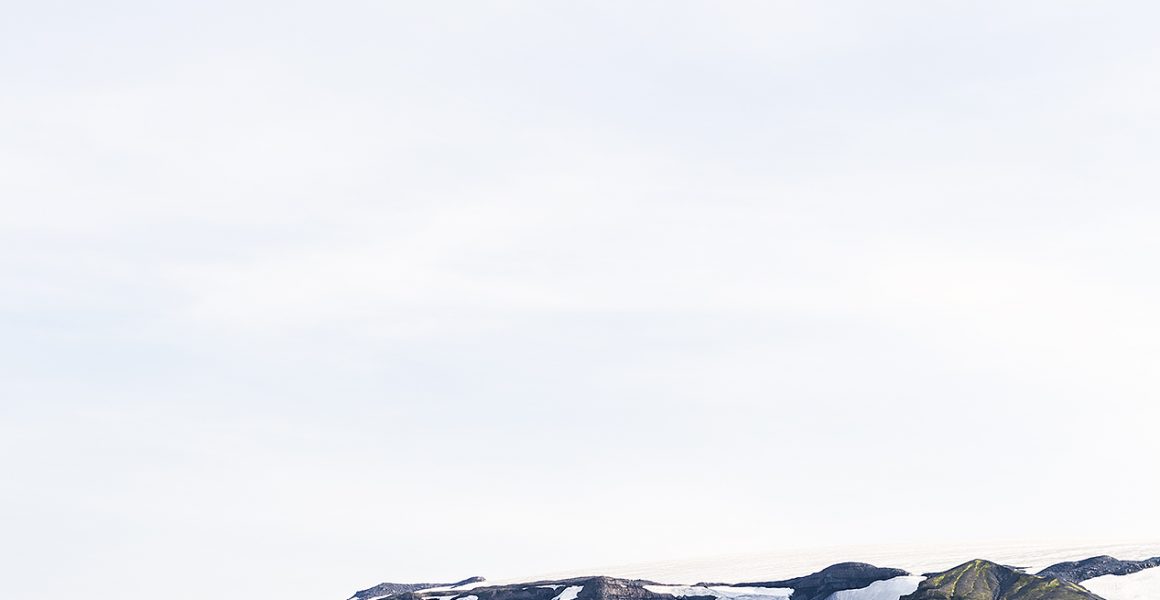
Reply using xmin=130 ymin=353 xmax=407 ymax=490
xmin=3 ymin=2 xmax=1160 ymax=599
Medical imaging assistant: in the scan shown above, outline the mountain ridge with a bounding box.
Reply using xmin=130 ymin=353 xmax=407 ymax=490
xmin=900 ymin=559 xmax=1100 ymax=600
xmin=1037 ymin=556 xmax=1160 ymax=583
xmin=348 ymin=551 xmax=1160 ymax=600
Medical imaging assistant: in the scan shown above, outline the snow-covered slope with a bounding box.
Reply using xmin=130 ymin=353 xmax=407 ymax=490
xmin=551 ymin=586 xmax=583 ymax=600
xmin=826 ymin=576 xmax=923 ymax=600
xmin=1083 ymin=567 xmax=1160 ymax=600
xmin=643 ymin=585 xmax=792 ymax=600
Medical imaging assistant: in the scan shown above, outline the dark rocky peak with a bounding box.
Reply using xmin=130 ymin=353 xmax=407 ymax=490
xmin=1037 ymin=555 xmax=1160 ymax=583
xmin=350 ymin=583 xmax=443 ymax=600
xmin=350 ymin=577 xmax=486 ymax=600
xmin=576 ymin=577 xmax=679 ymax=600
xmin=464 ymin=582 xmax=561 ymax=600
xmin=734 ymin=562 xmax=911 ymax=600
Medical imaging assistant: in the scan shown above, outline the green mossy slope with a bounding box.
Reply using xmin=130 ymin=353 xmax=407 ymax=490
xmin=901 ymin=560 xmax=1103 ymax=600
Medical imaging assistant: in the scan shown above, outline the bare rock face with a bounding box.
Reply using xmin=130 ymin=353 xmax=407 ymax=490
xmin=456 ymin=577 xmax=677 ymax=600
xmin=350 ymin=583 xmax=443 ymax=600
xmin=465 ymin=583 xmax=559 ymax=600
xmin=578 ymin=577 xmax=695 ymax=600
xmin=1037 ymin=555 xmax=1160 ymax=583
xmin=735 ymin=562 xmax=911 ymax=600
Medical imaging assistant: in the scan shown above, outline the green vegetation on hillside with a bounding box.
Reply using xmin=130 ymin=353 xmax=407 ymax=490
xmin=901 ymin=559 xmax=1104 ymax=600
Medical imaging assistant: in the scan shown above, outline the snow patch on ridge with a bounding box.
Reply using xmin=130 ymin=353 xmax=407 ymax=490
xmin=644 ymin=585 xmax=792 ymax=600
xmin=421 ymin=582 xmax=492 ymax=593
xmin=552 ymin=586 xmax=583 ymax=600
xmin=825 ymin=576 xmax=924 ymax=600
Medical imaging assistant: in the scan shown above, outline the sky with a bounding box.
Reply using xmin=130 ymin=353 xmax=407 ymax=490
xmin=2 ymin=2 xmax=1160 ymax=599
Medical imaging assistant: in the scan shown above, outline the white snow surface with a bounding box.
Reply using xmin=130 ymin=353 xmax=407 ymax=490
xmin=644 ymin=585 xmax=792 ymax=600
xmin=1083 ymin=567 xmax=1160 ymax=600
xmin=825 ymin=576 xmax=924 ymax=600
xmin=551 ymin=586 xmax=583 ymax=600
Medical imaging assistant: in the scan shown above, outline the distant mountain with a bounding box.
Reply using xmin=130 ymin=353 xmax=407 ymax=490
xmin=352 ymin=576 xmax=684 ymax=600
xmin=900 ymin=560 xmax=1099 ymax=600
xmin=344 ymin=569 xmax=910 ymax=600
xmin=351 ymin=577 xmax=485 ymax=600
xmin=1037 ymin=555 xmax=1160 ymax=583
xmin=474 ymin=577 xmax=672 ymax=600
xmin=734 ymin=562 xmax=911 ymax=600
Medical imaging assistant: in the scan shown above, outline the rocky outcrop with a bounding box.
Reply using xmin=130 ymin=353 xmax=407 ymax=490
xmin=464 ymin=578 xmax=670 ymax=600
xmin=351 ymin=577 xmax=486 ymax=600
xmin=901 ymin=560 xmax=1100 ymax=600
xmin=350 ymin=583 xmax=443 ymax=600
xmin=1037 ymin=555 xmax=1160 ymax=583
xmin=579 ymin=577 xmax=692 ymax=600
xmin=736 ymin=562 xmax=910 ymax=600
xmin=466 ymin=582 xmax=561 ymax=600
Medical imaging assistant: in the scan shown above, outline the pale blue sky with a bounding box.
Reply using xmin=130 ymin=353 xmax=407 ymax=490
xmin=3 ymin=2 xmax=1160 ymax=600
